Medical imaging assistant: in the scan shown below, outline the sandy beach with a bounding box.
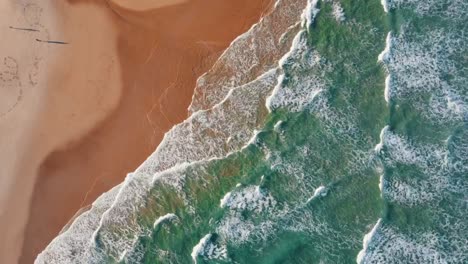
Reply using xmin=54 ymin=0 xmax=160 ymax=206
xmin=0 ymin=0 xmax=272 ymax=263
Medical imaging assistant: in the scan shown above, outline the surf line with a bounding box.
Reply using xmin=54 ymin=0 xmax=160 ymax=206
xmin=9 ymin=26 xmax=40 ymax=32
xmin=36 ymin=38 xmax=69 ymax=45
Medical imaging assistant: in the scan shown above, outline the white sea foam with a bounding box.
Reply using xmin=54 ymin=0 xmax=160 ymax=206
xmin=267 ymin=30 xmax=326 ymax=113
xmin=378 ymin=32 xmax=392 ymax=63
xmin=361 ymin=226 xmax=462 ymax=263
xmin=332 ymin=2 xmax=346 ymax=22
xmin=221 ymin=185 xmax=277 ymax=213
xmin=190 ymin=233 xmax=229 ymax=263
xmin=189 ymin=0 xmax=309 ymax=112
xmin=378 ymin=175 xmax=384 ymax=194
xmin=279 ymin=22 xmax=302 ymax=44
xmin=386 ymin=0 xmax=467 ymax=19
xmin=216 ymin=176 xmax=295 ymax=247
xmin=377 ymin=127 xmax=465 ymax=207
xmin=217 ymin=215 xmax=256 ymax=244
xmin=307 ymin=185 xmax=327 ymax=202
xmin=374 ymin=125 xmax=389 ymax=152
xmin=89 ymin=174 xmax=153 ymax=261
xmin=278 ymin=30 xmax=304 ymax=68
xmin=274 ymin=120 xmax=284 ymax=132
xmin=35 ymin=185 xmax=121 ymax=263
xmin=217 ymin=203 xmax=279 ymax=247
xmin=382 ymin=130 xmax=425 ymax=167
xmin=362 ymin=1 xmax=467 ymax=262
xmin=274 ymin=0 xmax=281 ymax=9
xmin=357 ymin=219 xmax=382 ymax=264
xmin=191 ymin=234 xmax=212 ymax=264
xmin=383 ymin=74 xmax=391 ymax=103
xmin=241 ymin=129 xmax=262 ymax=151
xmin=220 ymin=192 xmax=232 ymax=208
xmin=313 ymin=185 xmax=327 ymax=197
xmin=153 ymin=213 xmax=177 ymax=229
xmin=301 ymin=0 xmax=320 ymax=31
xmin=266 ymin=75 xmax=285 ymax=112
xmin=381 ymin=0 xmax=389 ymax=13
xmin=378 ymin=32 xmax=392 ymax=104
xmin=386 ymin=26 xmax=467 ymax=123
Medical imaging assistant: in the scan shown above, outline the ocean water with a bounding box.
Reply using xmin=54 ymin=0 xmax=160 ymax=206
xmin=37 ymin=0 xmax=467 ymax=263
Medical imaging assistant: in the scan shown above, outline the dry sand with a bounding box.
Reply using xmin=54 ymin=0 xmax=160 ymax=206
xmin=1 ymin=1 xmax=121 ymax=263
xmin=0 ymin=0 xmax=272 ymax=263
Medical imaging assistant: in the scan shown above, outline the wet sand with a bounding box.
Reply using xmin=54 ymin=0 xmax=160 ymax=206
xmin=6 ymin=0 xmax=272 ymax=263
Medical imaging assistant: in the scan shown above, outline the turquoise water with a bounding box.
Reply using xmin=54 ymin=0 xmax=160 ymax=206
xmin=37 ymin=0 xmax=467 ymax=263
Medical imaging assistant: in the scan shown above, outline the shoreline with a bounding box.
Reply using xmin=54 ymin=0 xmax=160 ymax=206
xmin=14 ymin=0 xmax=273 ymax=263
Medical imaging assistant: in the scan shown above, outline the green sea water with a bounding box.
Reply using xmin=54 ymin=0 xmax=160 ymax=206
xmin=37 ymin=0 xmax=467 ymax=263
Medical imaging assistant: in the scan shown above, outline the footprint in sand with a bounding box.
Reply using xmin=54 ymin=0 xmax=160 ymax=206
xmin=28 ymin=56 xmax=43 ymax=87
xmin=19 ymin=3 xmax=51 ymax=40
xmin=23 ymin=3 xmax=43 ymax=27
xmin=0 ymin=56 xmax=23 ymax=118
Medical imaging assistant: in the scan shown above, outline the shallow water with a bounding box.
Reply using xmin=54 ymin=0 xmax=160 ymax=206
xmin=37 ymin=0 xmax=467 ymax=263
